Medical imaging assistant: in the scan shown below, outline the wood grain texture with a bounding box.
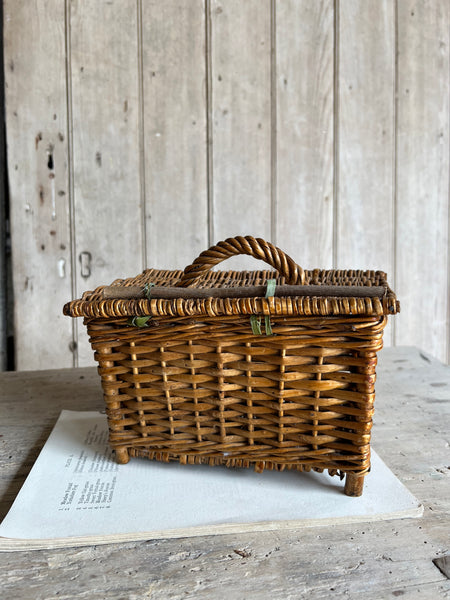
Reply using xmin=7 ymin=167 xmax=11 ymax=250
xmin=3 ymin=0 xmax=73 ymax=370
xmin=69 ymin=0 xmax=143 ymax=366
xmin=0 ymin=347 xmax=449 ymax=599
xmin=143 ymin=0 xmax=208 ymax=270
xmin=337 ymin=0 xmax=396 ymax=346
xmin=395 ymin=0 xmax=450 ymax=362
xmin=337 ymin=1 xmax=395 ymax=270
xmin=0 ymin=0 xmax=7 ymax=371
xmin=3 ymin=3 xmax=450 ymax=370
xmin=276 ymin=0 xmax=334 ymax=270
xmin=210 ymin=0 xmax=272 ymax=271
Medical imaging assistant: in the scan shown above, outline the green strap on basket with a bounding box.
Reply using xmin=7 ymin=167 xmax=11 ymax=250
xmin=128 ymin=282 xmax=155 ymax=327
xmin=264 ymin=279 xmax=276 ymax=335
xmin=265 ymin=279 xmax=276 ymax=298
xmin=143 ymin=282 xmax=155 ymax=300
xmin=129 ymin=315 xmax=152 ymax=328
xmin=250 ymin=279 xmax=276 ymax=336
xmin=250 ymin=315 xmax=263 ymax=335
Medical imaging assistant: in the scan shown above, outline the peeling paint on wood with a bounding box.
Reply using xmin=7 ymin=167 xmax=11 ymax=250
xmin=69 ymin=0 xmax=143 ymax=366
xmin=4 ymin=0 xmax=73 ymax=370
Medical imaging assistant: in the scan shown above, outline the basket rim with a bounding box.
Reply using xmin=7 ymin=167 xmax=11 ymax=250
xmin=63 ymin=267 xmax=400 ymax=319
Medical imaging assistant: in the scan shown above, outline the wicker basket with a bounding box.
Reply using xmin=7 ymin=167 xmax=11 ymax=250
xmin=64 ymin=236 xmax=399 ymax=496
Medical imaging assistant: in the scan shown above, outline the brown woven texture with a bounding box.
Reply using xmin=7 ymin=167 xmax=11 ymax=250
xmin=64 ymin=236 xmax=399 ymax=496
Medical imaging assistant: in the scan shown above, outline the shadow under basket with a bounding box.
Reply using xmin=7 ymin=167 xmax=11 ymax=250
xmin=64 ymin=236 xmax=400 ymax=497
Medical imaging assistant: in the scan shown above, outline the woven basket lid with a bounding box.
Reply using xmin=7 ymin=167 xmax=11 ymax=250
xmin=63 ymin=236 xmax=400 ymax=320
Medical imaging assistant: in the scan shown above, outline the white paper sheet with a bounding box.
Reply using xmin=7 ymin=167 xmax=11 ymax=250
xmin=0 ymin=411 xmax=422 ymax=550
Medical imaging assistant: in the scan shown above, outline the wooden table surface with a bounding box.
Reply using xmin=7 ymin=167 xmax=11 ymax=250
xmin=0 ymin=346 xmax=449 ymax=600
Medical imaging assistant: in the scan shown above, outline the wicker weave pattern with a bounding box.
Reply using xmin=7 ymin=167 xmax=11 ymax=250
xmin=64 ymin=268 xmax=399 ymax=319
xmin=64 ymin=236 xmax=398 ymax=496
xmin=89 ymin=314 xmax=384 ymax=474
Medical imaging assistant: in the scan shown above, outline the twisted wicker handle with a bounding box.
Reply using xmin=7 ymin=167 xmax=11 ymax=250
xmin=177 ymin=236 xmax=305 ymax=287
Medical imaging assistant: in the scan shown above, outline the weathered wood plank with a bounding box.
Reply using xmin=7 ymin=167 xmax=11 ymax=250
xmin=337 ymin=1 xmax=395 ymax=269
xmin=0 ymin=1 xmax=7 ymax=371
xmin=210 ymin=0 xmax=272 ymax=271
xmin=337 ymin=1 xmax=396 ymax=345
xmin=0 ymin=347 xmax=449 ymax=598
xmin=143 ymin=0 xmax=208 ymax=271
xmin=276 ymin=0 xmax=334 ymax=270
xmin=395 ymin=0 xmax=450 ymax=363
xmin=3 ymin=2 xmax=450 ymax=372
xmin=3 ymin=0 xmax=73 ymax=370
xmin=69 ymin=0 xmax=143 ymax=366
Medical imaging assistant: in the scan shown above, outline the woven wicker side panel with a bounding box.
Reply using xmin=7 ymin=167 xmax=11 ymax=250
xmin=89 ymin=315 xmax=386 ymax=475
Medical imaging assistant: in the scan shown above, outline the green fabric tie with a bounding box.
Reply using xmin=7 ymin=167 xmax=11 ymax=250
xmin=264 ymin=279 xmax=276 ymax=335
xmin=250 ymin=315 xmax=262 ymax=335
xmin=250 ymin=279 xmax=276 ymax=336
xmin=143 ymin=282 xmax=155 ymax=300
xmin=127 ymin=282 xmax=155 ymax=327
xmin=128 ymin=316 xmax=152 ymax=328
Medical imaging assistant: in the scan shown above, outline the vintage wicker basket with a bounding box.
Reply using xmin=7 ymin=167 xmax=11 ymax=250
xmin=64 ymin=236 xmax=399 ymax=496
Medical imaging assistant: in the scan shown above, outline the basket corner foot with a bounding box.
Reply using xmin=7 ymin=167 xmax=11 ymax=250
xmin=115 ymin=447 xmax=130 ymax=464
xmin=344 ymin=472 xmax=365 ymax=497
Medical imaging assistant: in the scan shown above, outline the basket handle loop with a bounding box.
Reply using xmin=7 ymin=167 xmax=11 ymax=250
xmin=176 ymin=236 xmax=305 ymax=287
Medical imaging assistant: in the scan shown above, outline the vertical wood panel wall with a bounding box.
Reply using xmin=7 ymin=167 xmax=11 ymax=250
xmin=4 ymin=0 xmax=450 ymax=369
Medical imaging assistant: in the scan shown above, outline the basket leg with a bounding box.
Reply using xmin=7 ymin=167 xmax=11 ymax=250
xmin=115 ymin=447 xmax=130 ymax=464
xmin=344 ymin=472 xmax=365 ymax=497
